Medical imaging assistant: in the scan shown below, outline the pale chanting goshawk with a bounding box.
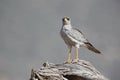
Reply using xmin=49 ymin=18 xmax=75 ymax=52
xmin=60 ymin=17 xmax=101 ymax=63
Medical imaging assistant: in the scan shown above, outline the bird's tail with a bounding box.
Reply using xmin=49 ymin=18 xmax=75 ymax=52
xmin=84 ymin=42 xmax=101 ymax=54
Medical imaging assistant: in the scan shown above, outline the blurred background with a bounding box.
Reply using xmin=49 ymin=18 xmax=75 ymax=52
xmin=0 ymin=0 xmax=120 ymax=80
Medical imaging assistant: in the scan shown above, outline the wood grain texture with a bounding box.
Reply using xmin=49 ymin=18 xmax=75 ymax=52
xmin=30 ymin=60 xmax=108 ymax=80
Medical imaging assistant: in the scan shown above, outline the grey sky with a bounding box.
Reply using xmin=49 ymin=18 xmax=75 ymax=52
xmin=0 ymin=0 xmax=120 ymax=80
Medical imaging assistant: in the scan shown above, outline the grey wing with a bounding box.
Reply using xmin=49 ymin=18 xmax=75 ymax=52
xmin=66 ymin=28 xmax=88 ymax=43
xmin=65 ymin=28 xmax=101 ymax=53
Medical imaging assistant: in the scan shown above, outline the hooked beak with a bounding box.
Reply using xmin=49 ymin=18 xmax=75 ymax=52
xmin=63 ymin=18 xmax=69 ymax=23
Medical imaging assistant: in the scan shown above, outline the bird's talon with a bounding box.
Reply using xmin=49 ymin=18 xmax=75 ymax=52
xmin=64 ymin=59 xmax=71 ymax=64
xmin=72 ymin=58 xmax=80 ymax=63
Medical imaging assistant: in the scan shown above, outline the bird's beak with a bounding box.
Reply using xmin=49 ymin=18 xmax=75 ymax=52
xmin=64 ymin=18 xmax=69 ymax=23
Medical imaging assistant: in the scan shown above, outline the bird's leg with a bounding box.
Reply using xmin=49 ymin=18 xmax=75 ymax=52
xmin=64 ymin=47 xmax=72 ymax=63
xmin=72 ymin=47 xmax=80 ymax=63
xmin=67 ymin=49 xmax=71 ymax=62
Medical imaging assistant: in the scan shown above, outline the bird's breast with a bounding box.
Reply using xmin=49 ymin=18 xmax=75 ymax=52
xmin=60 ymin=30 xmax=76 ymax=46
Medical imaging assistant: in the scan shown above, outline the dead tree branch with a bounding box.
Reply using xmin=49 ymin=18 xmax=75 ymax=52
xmin=30 ymin=60 xmax=108 ymax=80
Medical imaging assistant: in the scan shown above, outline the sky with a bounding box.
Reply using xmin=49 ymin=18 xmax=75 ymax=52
xmin=0 ymin=0 xmax=120 ymax=80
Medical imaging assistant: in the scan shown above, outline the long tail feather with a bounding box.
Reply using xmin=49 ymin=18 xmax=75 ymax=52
xmin=85 ymin=42 xmax=101 ymax=54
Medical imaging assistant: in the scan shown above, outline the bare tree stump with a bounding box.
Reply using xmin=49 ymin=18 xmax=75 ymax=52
xmin=30 ymin=60 xmax=108 ymax=80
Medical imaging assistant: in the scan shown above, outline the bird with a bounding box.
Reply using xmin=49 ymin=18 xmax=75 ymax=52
xmin=60 ymin=17 xmax=101 ymax=63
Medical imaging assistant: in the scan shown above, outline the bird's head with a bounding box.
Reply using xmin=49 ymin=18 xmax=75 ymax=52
xmin=62 ymin=17 xmax=71 ymax=25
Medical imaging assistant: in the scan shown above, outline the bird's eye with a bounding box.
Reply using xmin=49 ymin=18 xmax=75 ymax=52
xmin=67 ymin=18 xmax=69 ymax=20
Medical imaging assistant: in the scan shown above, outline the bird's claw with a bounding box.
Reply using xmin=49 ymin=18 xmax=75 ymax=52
xmin=64 ymin=59 xmax=72 ymax=64
xmin=72 ymin=58 xmax=80 ymax=63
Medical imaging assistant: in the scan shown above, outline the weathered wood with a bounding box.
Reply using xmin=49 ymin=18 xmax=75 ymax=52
xmin=30 ymin=60 xmax=108 ymax=80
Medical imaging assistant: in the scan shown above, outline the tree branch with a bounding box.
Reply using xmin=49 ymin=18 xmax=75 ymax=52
xmin=30 ymin=60 xmax=108 ymax=80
